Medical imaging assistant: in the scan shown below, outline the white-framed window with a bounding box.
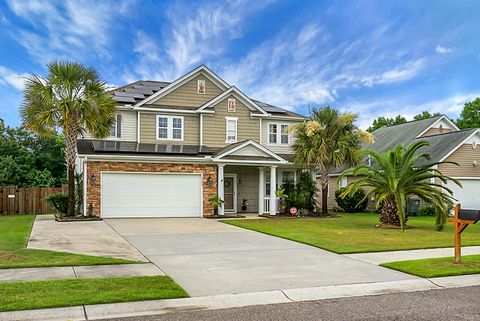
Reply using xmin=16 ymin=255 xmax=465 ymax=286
xmin=268 ymin=123 xmax=289 ymax=144
xmin=109 ymin=113 xmax=121 ymax=138
xmin=268 ymin=124 xmax=277 ymax=144
xmin=225 ymin=117 xmax=238 ymax=143
xmin=197 ymin=80 xmax=205 ymax=94
xmin=281 ymin=171 xmax=295 ymax=186
xmin=156 ymin=115 xmax=184 ymax=141
xmin=339 ymin=176 xmax=348 ymax=188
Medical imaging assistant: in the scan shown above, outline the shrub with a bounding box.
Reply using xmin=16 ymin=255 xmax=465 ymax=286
xmin=418 ymin=206 xmax=436 ymax=216
xmin=334 ymin=187 xmax=368 ymax=212
xmin=46 ymin=193 xmax=68 ymax=216
xmin=282 ymin=172 xmax=317 ymax=213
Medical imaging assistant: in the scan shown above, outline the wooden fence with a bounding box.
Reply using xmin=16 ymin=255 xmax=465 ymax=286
xmin=0 ymin=186 xmax=67 ymax=215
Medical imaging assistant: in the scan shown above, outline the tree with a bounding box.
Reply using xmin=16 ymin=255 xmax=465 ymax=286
xmin=456 ymin=98 xmax=480 ymax=129
xmin=21 ymin=61 xmax=116 ymax=216
xmin=339 ymin=141 xmax=460 ymax=230
xmin=292 ymin=106 xmax=373 ymax=214
xmin=367 ymin=115 xmax=407 ymax=132
xmin=413 ymin=111 xmax=441 ymax=121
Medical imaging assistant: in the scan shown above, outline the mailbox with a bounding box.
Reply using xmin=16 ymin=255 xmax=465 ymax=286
xmin=458 ymin=209 xmax=480 ymax=222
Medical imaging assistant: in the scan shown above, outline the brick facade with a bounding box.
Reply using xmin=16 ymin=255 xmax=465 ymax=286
xmin=86 ymin=161 xmax=217 ymax=217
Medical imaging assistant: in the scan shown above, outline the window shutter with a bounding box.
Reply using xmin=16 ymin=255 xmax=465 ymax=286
xmin=116 ymin=113 xmax=122 ymax=138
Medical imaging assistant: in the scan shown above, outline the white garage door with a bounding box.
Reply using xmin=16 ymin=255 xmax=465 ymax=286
xmin=101 ymin=172 xmax=202 ymax=218
xmin=445 ymin=179 xmax=480 ymax=210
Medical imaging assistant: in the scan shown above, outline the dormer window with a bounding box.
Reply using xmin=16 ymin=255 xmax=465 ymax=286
xmin=197 ymin=80 xmax=206 ymax=94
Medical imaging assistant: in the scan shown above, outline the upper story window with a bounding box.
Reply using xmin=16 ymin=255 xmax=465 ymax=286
xmin=268 ymin=123 xmax=289 ymax=144
xmin=225 ymin=117 xmax=238 ymax=143
xmin=197 ymin=80 xmax=206 ymax=94
xmin=109 ymin=114 xmax=121 ymax=138
xmin=339 ymin=176 xmax=348 ymax=188
xmin=156 ymin=115 xmax=183 ymax=141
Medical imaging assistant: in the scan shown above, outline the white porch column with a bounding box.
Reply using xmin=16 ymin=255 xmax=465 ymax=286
xmin=258 ymin=167 xmax=265 ymax=214
xmin=270 ymin=165 xmax=277 ymax=215
xmin=217 ymin=164 xmax=225 ymax=215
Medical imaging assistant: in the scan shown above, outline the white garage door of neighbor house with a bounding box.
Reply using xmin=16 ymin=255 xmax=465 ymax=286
xmin=445 ymin=179 xmax=480 ymax=210
xmin=101 ymin=172 xmax=202 ymax=218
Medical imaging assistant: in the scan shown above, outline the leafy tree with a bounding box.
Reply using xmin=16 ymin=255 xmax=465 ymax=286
xmin=456 ymin=98 xmax=480 ymax=129
xmin=335 ymin=187 xmax=368 ymax=212
xmin=339 ymin=141 xmax=460 ymax=230
xmin=292 ymin=106 xmax=373 ymax=214
xmin=413 ymin=111 xmax=442 ymax=121
xmin=21 ymin=61 xmax=117 ymax=216
xmin=367 ymin=115 xmax=407 ymax=132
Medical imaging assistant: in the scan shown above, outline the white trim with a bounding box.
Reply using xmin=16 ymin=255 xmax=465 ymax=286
xmin=416 ymin=115 xmax=460 ymax=138
xmin=213 ymin=140 xmax=287 ymax=163
xmin=450 ymin=177 xmax=480 ymax=180
xmin=225 ymin=116 xmax=238 ymax=143
xmin=199 ymin=114 xmax=203 ymax=146
xmin=82 ymin=157 xmax=87 ymax=217
xmin=215 ymin=159 xmax=288 ymax=165
xmin=137 ymin=111 xmax=141 ymax=143
xmin=100 ymin=171 xmax=203 ymax=218
xmin=135 ymin=107 xmax=209 ymax=114
xmin=79 ymin=154 xmax=208 ymax=163
xmin=259 ymin=118 xmax=263 ymax=143
xmin=197 ymin=86 xmax=269 ymax=115
xmin=135 ymin=65 xmax=229 ymax=107
xmin=251 ymin=114 xmax=306 ymax=120
xmin=224 ymin=174 xmax=237 ymax=213
xmin=156 ymin=115 xmax=184 ymax=141
xmin=439 ymin=129 xmax=480 ymax=162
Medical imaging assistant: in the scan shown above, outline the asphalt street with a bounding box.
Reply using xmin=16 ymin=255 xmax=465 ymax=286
xmin=101 ymin=286 xmax=480 ymax=321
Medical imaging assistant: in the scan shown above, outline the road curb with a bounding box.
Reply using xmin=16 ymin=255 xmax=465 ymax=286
xmin=0 ymin=274 xmax=478 ymax=321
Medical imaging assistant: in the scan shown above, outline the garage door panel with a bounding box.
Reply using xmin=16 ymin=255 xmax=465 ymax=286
xmin=101 ymin=173 xmax=202 ymax=218
xmin=445 ymin=180 xmax=480 ymax=210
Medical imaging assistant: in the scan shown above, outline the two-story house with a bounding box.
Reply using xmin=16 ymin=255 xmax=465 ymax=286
xmin=77 ymin=65 xmax=307 ymax=218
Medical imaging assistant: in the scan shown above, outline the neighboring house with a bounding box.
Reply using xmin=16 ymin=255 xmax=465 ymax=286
xmin=77 ymin=65 xmax=307 ymax=218
xmin=318 ymin=115 xmax=480 ymax=210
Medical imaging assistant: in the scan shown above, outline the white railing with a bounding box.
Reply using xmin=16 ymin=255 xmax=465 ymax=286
xmin=263 ymin=196 xmax=279 ymax=214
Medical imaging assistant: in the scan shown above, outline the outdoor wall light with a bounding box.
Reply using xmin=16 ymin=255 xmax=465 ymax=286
xmin=90 ymin=174 xmax=97 ymax=186
xmin=207 ymin=176 xmax=212 ymax=187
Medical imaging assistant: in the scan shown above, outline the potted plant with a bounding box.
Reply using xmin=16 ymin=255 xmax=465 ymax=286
xmin=241 ymin=199 xmax=248 ymax=212
xmin=209 ymin=196 xmax=225 ymax=215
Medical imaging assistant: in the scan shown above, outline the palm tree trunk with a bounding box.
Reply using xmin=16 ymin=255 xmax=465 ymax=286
xmin=65 ymin=120 xmax=78 ymax=217
xmin=319 ymin=173 xmax=329 ymax=215
xmin=380 ymin=197 xmax=400 ymax=226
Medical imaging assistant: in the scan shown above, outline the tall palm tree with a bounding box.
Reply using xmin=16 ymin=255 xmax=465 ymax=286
xmin=21 ymin=61 xmax=117 ymax=217
xmin=292 ymin=107 xmax=373 ymax=214
xmin=339 ymin=141 xmax=460 ymax=229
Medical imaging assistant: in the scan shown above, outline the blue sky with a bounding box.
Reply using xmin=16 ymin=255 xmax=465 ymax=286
xmin=1 ymin=0 xmax=480 ymax=128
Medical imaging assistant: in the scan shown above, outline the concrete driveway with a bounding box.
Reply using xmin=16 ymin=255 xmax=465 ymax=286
xmin=105 ymin=218 xmax=415 ymax=297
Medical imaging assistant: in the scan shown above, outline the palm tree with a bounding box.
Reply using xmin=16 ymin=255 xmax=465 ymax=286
xmin=21 ymin=61 xmax=117 ymax=217
xmin=339 ymin=141 xmax=460 ymax=229
xmin=292 ymin=107 xmax=373 ymax=214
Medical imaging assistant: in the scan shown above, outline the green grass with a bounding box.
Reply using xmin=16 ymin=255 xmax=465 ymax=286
xmin=0 ymin=215 xmax=134 ymax=269
xmin=0 ymin=276 xmax=188 ymax=312
xmin=222 ymin=213 xmax=480 ymax=254
xmin=381 ymin=255 xmax=480 ymax=278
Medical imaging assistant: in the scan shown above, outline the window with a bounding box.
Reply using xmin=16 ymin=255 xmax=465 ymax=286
xmin=225 ymin=117 xmax=238 ymax=143
xmin=280 ymin=125 xmax=289 ymax=144
xmin=197 ymin=80 xmax=205 ymax=94
xmin=109 ymin=114 xmax=121 ymax=138
xmin=268 ymin=123 xmax=289 ymax=144
xmin=339 ymin=177 xmax=348 ymax=188
xmin=282 ymin=171 xmax=295 ymax=186
xmin=156 ymin=115 xmax=184 ymax=140
xmin=268 ymin=124 xmax=277 ymax=144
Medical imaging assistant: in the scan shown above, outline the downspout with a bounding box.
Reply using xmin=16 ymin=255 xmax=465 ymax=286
xmin=200 ymin=114 xmax=203 ymax=146
xmin=83 ymin=156 xmax=88 ymax=217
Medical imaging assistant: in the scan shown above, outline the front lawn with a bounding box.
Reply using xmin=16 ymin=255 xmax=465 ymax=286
xmin=0 ymin=215 xmax=134 ymax=269
xmin=222 ymin=213 xmax=480 ymax=254
xmin=0 ymin=276 xmax=188 ymax=312
xmin=381 ymin=255 xmax=480 ymax=278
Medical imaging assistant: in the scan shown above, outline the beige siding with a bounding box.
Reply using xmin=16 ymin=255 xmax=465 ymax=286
xmin=439 ymin=144 xmax=480 ymax=177
xmin=261 ymin=120 xmax=301 ymax=154
xmin=225 ymin=166 xmax=259 ymax=213
xmin=149 ymin=74 xmax=224 ymax=108
xmin=83 ymin=110 xmax=137 ymax=142
xmin=203 ymin=95 xmax=260 ymax=147
xmin=420 ymin=127 xmax=452 ymax=137
xmin=316 ymin=176 xmax=369 ymax=210
xmin=139 ymin=112 xmax=200 ymax=145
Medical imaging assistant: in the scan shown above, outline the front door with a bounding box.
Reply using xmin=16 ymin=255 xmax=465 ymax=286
xmin=224 ymin=175 xmax=236 ymax=212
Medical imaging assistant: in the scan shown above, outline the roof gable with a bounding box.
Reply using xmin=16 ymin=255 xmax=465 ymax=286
xmin=416 ymin=115 xmax=460 ymax=138
xmin=214 ymin=140 xmax=287 ymax=163
xmin=135 ymin=65 xmax=229 ymax=107
xmin=197 ymin=86 xmax=268 ymax=115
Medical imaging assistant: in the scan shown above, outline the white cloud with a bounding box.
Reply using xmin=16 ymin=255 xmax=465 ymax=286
xmin=0 ymin=66 xmax=28 ymax=91
xmin=436 ymin=45 xmax=453 ymax=54
xmin=5 ymin=0 xmax=132 ymax=64
xmin=362 ymin=59 xmax=425 ymax=86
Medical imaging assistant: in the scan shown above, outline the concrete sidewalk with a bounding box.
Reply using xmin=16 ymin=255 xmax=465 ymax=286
xmin=345 ymin=246 xmax=480 ymax=265
xmin=1 ymin=274 xmax=479 ymax=321
xmin=0 ymin=263 xmax=164 ymax=283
